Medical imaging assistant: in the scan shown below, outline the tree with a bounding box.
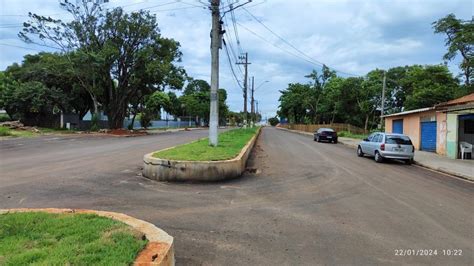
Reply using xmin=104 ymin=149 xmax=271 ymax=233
xmin=4 ymin=53 xmax=92 ymax=119
xmin=20 ymin=0 xmax=186 ymax=129
xmin=403 ymin=65 xmax=459 ymax=110
xmin=179 ymin=79 xmax=229 ymax=126
xmin=140 ymin=91 xmax=171 ymax=129
xmin=0 ymin=73 xmax=66 ymax=126
xmin=304 ymin=65 xmax=336 ymax=123
xmin=278 ymin=83 xmax=311 ymax=124
xmin=268 ymin=117 xmax=279 ymax=126
xmin=433 ymin=14 xmax=473 ymax=85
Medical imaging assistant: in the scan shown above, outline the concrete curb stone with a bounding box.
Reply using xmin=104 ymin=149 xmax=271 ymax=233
xmin=143 ymin=127 xmax=262 ymax=182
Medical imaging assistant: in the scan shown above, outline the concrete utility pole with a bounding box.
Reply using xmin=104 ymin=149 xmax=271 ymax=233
xmin=209 ymin=0 xmax=221 ymax=146
xmin=237 ymin=52 xmax=250 ymax=127
xmin=380 ymin=70 xmax=386 ymax=127
xmin=251 ymin=76 xmax=255 ymax=127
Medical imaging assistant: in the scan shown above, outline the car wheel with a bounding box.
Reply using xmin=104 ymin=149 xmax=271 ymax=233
xmin=374 ymin=151 xmax=383 ymax=163
xmin=405 ymin=159 xmax=413 ymax=165
xmin=316 ymin=136 xmax=320 ymax=142
xmin=313 ymin=136 xmax=317 ymax=141
xmin=357 ymin=146 xmax=364 ymax=157
xmin=333 ymin=139 xmax=338 ymax=144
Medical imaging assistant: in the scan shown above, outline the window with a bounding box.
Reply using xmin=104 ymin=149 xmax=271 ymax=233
xmin=367 ymin=133 xmax=376 ymax=141
xmin=386 ymin=135 xmax=413 ymax=145
xmin=372 ymin=134 xmax=381 ymax=142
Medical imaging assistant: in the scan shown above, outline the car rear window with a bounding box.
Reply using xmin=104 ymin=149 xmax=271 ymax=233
xmin=385 ymin=135 xmax=412 ymax=145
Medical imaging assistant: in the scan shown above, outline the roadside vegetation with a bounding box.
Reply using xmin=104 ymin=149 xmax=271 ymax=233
xmin=154 ymin=127 xmax=259 ymax=161
xmin=337 ymin=131 xmax=369 ymax=140
xmin=0 ymin=212 xmax=147 ymax=265
xmin=277 ymin=13 xmax=472 ymax=131
xmin=0 ymin=126 xmax=73 ymax=138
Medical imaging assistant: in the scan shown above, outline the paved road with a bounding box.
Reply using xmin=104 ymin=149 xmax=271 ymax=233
xmin=1 ymin=127 xmax=472 ymax=265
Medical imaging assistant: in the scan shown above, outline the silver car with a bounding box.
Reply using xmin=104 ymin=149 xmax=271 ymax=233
xmin=357 ymin=132 xmax=415 ymax=164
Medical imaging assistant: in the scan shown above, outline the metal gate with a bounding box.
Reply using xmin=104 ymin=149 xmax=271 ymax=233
xmin=392 ymin=119 xmax=403 ymax=134
xmin=421 ymin=121 xmax=437 ymax=152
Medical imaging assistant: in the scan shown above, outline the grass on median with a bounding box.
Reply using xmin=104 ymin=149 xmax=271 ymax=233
xmin=153 ymin=127 xmax=259 ymax=161
xmin=0 ymin=212 xmax=147 ymax=265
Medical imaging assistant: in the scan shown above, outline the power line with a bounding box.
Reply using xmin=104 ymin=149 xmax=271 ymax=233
xmin=222 ymin=15 xmax=244 ymax=75
xmin=223 ymin=38 xmax=244 ymax=89
xmin=242 ymin=7 xmax=359 ymax=77
xmin=0 ymin=43 xmax=44 ymax=51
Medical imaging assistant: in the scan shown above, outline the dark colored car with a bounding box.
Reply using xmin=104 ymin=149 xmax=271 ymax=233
xmin=314 ymin=128 xmax=338 ymax=143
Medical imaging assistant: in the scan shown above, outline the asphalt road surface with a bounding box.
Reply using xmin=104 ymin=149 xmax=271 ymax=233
xmin=1 ymin=127 xmax=472 ymax=265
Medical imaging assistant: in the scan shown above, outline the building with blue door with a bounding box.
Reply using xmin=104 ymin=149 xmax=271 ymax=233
xmin=382 ymin=93 xmax=474 ymax=159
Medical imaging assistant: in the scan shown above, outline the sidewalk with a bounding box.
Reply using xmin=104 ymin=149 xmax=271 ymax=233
xmin=277 ymin=127 xmax=474 ymax=181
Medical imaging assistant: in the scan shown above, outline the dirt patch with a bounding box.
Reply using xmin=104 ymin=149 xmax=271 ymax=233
xmin=134 ymin=242 xmax=171 ymax=265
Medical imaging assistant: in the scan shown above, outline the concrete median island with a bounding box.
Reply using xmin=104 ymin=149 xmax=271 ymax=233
xmin=0 ymin=208 xmax=174 ymax=266
xmin=143 ymin=127 xmax=261 ymax=181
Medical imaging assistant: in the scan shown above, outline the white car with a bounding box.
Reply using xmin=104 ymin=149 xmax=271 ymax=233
xmin=357 ymin=132 xmax=415 ymax=164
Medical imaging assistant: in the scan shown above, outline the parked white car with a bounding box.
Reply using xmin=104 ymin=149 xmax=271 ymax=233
xmin=357 ymin=132 xmax=415 ymax=164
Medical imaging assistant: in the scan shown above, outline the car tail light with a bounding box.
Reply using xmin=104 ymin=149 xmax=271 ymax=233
xmin=380 ymin=143 xmax=385 ymax=151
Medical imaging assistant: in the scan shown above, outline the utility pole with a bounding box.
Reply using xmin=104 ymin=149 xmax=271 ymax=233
xmin=237 ymin=52 xmax=250 ymax=127
xmin=380 ymin=70 xmax=386 ymax=128
xmin=251 ymin=76 xmax=255 ymax=127
xmin=209 ymin=0 xmax=221 ymax=146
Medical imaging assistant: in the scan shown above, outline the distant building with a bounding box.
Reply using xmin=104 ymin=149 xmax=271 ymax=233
xmin=382 ymin=93 xmax=474 ymax=159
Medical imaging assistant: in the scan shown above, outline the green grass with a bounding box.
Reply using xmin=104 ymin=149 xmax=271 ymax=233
xmin=0 ymin=212 xmax=147 ymax=265
xmin=337 ymin=131 xmax=369 ymax=140
xmin=0 ymin=126 xmax=75 ymax=138
xmin=153 ymin=127 xmax=259 ymax=161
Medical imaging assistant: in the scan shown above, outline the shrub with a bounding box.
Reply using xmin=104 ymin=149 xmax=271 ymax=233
xmin=268 ymin=117 xmax=280 ymax=126
xmin=139 ymin=112 xmax=152 ymax=129
xmin=0 ymin=126 xmax=11 ymax=136
xmin=0 ymin=114 xmax=11 ymax=122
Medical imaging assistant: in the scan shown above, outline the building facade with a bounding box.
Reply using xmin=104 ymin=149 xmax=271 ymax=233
xmin=383 ymin=93 xmax=474 ymax=159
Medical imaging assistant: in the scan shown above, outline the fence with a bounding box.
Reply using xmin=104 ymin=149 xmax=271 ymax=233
xmin=279 ymin=123 xmax=367 ymax=134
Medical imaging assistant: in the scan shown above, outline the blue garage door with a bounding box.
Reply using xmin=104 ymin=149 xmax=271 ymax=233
xmin=421 ymin=121 xmax=437 ymax=152
xmin=392 ymin=119 xmax=403 ymax=134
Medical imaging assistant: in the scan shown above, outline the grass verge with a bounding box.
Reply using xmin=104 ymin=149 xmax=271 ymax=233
xmin=153 ymin=127 xmax=259 ymax=161
xmin=337 ymin=130 xmax=369 ymax=140
xmin=0 ymin=126 xmax=74 ymax=138
xmin=0 ymin=212 xmax=147 ymax=265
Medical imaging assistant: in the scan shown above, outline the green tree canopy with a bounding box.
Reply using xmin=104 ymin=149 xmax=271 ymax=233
xmin=20 ymin=0 xmax=186 ymax=129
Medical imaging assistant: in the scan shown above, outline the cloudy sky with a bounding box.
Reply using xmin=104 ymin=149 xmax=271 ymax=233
xmin=0 ymin=0 xmax=471 ymax=118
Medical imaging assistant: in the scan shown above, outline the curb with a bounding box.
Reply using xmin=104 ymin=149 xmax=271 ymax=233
xmin=411 ymin=162 xmax=473 ymax=182
xmin=277 ymin=127 xmax=472 ymax=181
xmin=0 ymin=208 xmax=174 ymax=266
xmin=143 ymin=128 xmax=261 ymax=182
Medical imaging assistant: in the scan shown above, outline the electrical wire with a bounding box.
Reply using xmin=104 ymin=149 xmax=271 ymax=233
xmin=223 ymin=38 xmax=244 ymax=89
xmin=242 ymin=7 xmax=359 ymax=77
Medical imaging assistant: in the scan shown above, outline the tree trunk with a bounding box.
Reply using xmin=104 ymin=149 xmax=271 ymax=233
xmin=364 ymin=114 xmax=369 ymax=131
xmin=107 ymin=105 xmax=127 ymax=129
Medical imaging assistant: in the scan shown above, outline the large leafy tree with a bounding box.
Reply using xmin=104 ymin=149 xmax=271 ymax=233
xmin=403 ymin=65 xmax=459 ymax=110
xmin=304 ymin=65 xmax=336 ymax=123
xmin=0 ymin=73 xmax=66 ymax=126
xmin=4 ymin=53 xmax=92 ymax=119
xmin=20 ymin=0 xmax=186 ymax=129
xmin=278 ymin=83 xmax=311 ymax=124
xmin=433 ymin=14 xmax=473 ymax=86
